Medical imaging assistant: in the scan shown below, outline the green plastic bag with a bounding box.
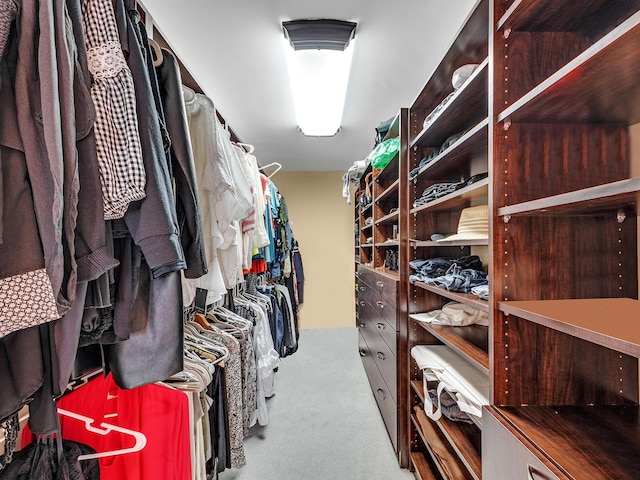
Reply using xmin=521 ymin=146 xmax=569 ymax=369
xmin=369 ymin=137 xmax=400 ymax=169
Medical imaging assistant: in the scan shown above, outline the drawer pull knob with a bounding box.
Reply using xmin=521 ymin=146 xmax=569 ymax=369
xmin=376 ymin=352 xmax=385 ymax=361
xmin=376 ymin=301 xmax=385 ymax=308
xmin=376 ymin=281 xmax=384 ymax=288
xmin=376 ymin=389 xmax=385 ymax=400
xmin=527 ymin=465 xmax=553 ymax=480
xmin=376 ymin=323 xmax=385 ymax=330
xmin=359 ymin=350 xmax=367 ymax=357
xmin=359 ymin=322 xmax=366 ymax=328
xmin=359 ymin=286 xmax=366 ymax=291
xmin=359 ymin=301 xmax=366 ymax=307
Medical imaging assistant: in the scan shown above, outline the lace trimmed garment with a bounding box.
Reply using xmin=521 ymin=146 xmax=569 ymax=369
xmin=82 ymin=0 xmax=146 ymax=219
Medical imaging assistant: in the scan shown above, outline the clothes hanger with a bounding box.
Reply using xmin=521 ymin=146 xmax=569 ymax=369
xmin=56 ymin=408 xmax=147 ymax=460
xmin=235 ymin=142 xmax=255 ymax=154
xmin=147 ymin=38 xmax=163 ymax=67
xmin=259 ymin=162 xmax=282 ymax=178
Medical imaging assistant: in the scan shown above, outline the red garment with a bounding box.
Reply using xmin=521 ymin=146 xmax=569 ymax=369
xmin=250 ymin=258 xmax=267 ymax=274
xmin=23 ymin=374 xmax=191 ymax=480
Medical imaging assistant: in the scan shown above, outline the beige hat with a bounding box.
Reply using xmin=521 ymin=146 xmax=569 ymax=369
xmin=437 ymin=204 xmax=488 ymax=242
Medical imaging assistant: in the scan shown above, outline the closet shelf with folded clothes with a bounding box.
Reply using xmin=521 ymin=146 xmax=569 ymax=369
xmin=412 ymin=283 xmax=489 ymax=312
xmin=409 ymin=119 xmax=489 ymax=182
xmin=411 ymin=177 xmax=489 ymax=215
xmin=410 ymin=321 xmax=489 ymax=374
xmin=410 ymin=58 xmax=488 ymax=149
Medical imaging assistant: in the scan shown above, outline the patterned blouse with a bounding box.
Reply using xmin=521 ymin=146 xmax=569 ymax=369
xmin=82 ymin=0 xmax=146 ymax=219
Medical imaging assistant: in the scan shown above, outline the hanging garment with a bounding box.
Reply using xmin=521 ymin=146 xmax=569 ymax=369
xmin=0 ymin=440 xmax=101 ymax=480
xmin=113 ymin=0 xmax=186 ymax=278
xmin=155 ymin=48 xmax=207 ymax=279
xmin=82 ymin=0 xmax=146 ymax=220
xmin=181 ymin=87 xmax=228 ymax=306
xmin=22 ymin=374 xmax=192 ymax=480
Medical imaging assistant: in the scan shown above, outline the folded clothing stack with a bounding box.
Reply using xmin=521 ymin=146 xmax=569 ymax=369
xmin=409 ymin=255 xmax=488 ymax=294
xmin=412 ymin=172 xmax=487 ymax=208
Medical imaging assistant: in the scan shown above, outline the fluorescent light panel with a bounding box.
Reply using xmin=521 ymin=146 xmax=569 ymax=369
xmin=284 ymin=40 xmax=354 ymax=136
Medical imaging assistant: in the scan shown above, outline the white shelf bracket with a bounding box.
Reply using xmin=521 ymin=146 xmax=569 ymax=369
xmin=503 ymin=214 xmax=511 ymax=224
xmin=617 ymin=209 xmax=626 ymax=223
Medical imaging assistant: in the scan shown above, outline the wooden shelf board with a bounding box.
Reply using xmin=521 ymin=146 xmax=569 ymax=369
xmin=376 ymin=152 xmax=400 ymax=185
xmin=410 ymin=239 xmax=489 ymax=248
xmin=360 ymin=224 xmax=373 ymax=232
xmin=360 ymin=244 xmax=373 ymax=248
xmin=499 ymin=298 xmax=640 ymax=356
xmin=497 ymin=0 xmax=610 ymax=32
xmin=411 ymin=59 xmax=489 ymax=149
xmin=498 ymin=12 xmax=640 ymax=125
xmin=412 ymin=118 xmax=489 ymax=182
xmin=411 ymin=414 xmax=477 ymax=480
xmin=410 ymin=320 xmax=490 ymax=374
xmin=413 ymin=282 xmax=490 ymax=313
xmin=412 ymin=380 xmax=426 ymax=403
xmin=376 ymin=210 xmax=400 ymax=225
xmin=498 ymin=177 xmax=640 ymax=217
xmin=360 ymin=203 xmax=373 ymax=215
xmin=374 ymin=268 xmax=400 ymax=281
xmin=410 ymin=452 xmax=438 ymax=480
xmin=376 ymin=178 xmax=400 ymax=203
xmin=492 ymin=405 xmax=640 ymax=479
xmin=375 ymin=241 xmax=399 ymax=248
xmin=411 ymin=179 xmax=489 ymax=215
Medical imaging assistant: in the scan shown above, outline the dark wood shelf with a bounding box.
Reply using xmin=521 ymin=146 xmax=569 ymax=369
xmin=410 ymin=452 xmax=438 ymax=480
xmin=412 ymin=118 xmax=489 ymax=182
xmin=360 ymin=224 xmax=373 ymax=232
xmin=374 ymin=269 xmax=400 ymax=281
xmin=498 ymin=177 xmax=640 ymax=217
xmin=411 ymin=178 xmax=489 ymax=215
xmin=412 ymin=382 xmax=482 ymax=480
xmin=411 ymin=414 xmax=476 ymax=480
xmin=360 ymin=243 xmax=373 ymax=248
xmin=360 ymin=203 xmax=373 ymax=215
xmin=497 ymin=0 xmax=611 ymax=32
xmin=410 ymin=239 xmax=489 ymax=248
xmin=410 ymin=320 xmax=489 ymax=374
xmin=491 ymin=405 xmax=640 ymax=479
xmin=498 ymin=12 xmax=640 ymax=125
xmin=376 ymin=152 xmax=400 ymax=186
xmin=375 ymin=210 xmax=400 ymax=225
xmin=375 ymin=241 xmax=399 ymax=248
xmin=411 ymin=59 xmax=489 ymax=149
xmin=413 ymin=281 xmax=489 ymax=312
xmin=376 ymin=178 xmax=400 ymax=203
xmin=499 ymin=298 xmax=640 ymax=357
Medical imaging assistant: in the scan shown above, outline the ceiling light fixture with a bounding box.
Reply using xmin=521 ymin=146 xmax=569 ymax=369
xmin=282 ymin=19 xmax=357 ymax=137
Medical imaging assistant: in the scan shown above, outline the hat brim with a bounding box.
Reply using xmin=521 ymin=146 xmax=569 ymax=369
xmin=436 ymin=232 xmax=488 ymax=242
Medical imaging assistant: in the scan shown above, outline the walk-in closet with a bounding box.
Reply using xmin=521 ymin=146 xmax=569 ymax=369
xmin=1 ymin=0 xmax=640 ymax=479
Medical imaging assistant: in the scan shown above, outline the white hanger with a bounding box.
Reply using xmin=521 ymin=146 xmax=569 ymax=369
xmin=57 ymin=408 xmax=147 ymax=460
xmin=260 ymin=162 xmax=282 ymax=178
xmin=236 ymin=142 xmax=255 ymax=154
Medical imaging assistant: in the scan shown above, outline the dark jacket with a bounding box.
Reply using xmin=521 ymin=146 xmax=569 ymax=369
xmin=114 ymin=0 xmax=186 ymax=277
xmin=156 ymin=48 xmax=208 ymax=278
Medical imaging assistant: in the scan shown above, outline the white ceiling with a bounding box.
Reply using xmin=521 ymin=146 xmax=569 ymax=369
xmin=140 ymin=0 xmax=478 ymax=172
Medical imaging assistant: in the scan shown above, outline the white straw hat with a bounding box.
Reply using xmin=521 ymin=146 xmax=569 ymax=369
xmin=437 ymin=204 xmax=488 ymax=242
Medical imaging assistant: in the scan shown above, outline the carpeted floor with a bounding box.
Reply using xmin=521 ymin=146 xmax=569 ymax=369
xmin=220 ymin=327 xmax=413 ymax=480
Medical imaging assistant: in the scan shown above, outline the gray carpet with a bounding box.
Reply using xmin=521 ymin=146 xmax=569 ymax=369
xmin=220 ymin=327 xmax=413 ymax=480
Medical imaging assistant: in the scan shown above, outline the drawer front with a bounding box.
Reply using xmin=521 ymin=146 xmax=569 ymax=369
xmin=483 ymin=407 xmax=565 ymax=480
xmin=370 ymin=308 xmax=397 ymax=356
xmin=359 ymin=316 xmax=397 ymax=403
xmin=358 ymin=267 xmax=398 ymax=304
xmin=371 ymin=294 xmax=397 ymax=330
xmin=360 ymin=331 xmax=398 ymax=452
